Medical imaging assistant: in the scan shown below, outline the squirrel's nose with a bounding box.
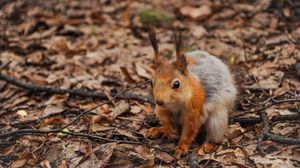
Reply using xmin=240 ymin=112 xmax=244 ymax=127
xmin=156 ymin=100 xmax=164 ymax=106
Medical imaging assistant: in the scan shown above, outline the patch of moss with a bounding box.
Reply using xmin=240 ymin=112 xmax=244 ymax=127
xmin=137 ymin=9 xmax=174 ymax=26
xmin=166 ymin=49 xmax=173 ymax=59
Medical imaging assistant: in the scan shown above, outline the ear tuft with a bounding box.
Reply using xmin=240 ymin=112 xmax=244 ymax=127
xmin=174 ymin=31 xmax=188 ymax=75
xmin=148 ymin=26 xmax=160 ymax=65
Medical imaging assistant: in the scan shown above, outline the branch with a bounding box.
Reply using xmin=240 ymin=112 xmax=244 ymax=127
xmin=256 ymin=106 xmax=300 ymax=156
xmin=0 ymin=73 xmax=156 ymax=130
xmin=0 ymin=73 xmax=154 ymax=104
xmin=232 ymin=114 xmax=300 ymax=126
xmin=0 ymin=128 xmax=172 ymax=155
xmin=61 ymin=80 xmax=152 ymax=129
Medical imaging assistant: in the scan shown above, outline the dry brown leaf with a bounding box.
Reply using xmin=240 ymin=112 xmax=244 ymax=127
xmin=134 ymin=62 xmax=151 ymax=79
xmin=180 ymin=5 xmax=212 ymax=21
xmin=40 ymin=160 xmax=51 ymax=168
xmin=93 ymin=113 xmax=113 ymax=124
xmin=155 ymin=151 xmax=173 ymax=163
xmin=93 ymin=143 xmax=117 ymax=167
xmin=11 ymin=159 xmax=27 ymax=168
xmin=130 ymin=105 xmax=142 ymax=114
xmin=234 ymin=148 xmax=245 ymax=157
xmin=111 ymin=101 xmax=131 ymax=119
xmin=117 ymin=129 xmax=139 ymax=141
xmin=11 ymin=96 xmax=29 ymax=107
xmin=58 ymin=160 xmax=67 ymax=168
xmin=26 ymin=52 xmax=43 ymax=64
xmin=23 ymin=73 xmax=48 ymax=85
xmin=191 ymin=25 xmax=207 ymax=39
xmin=227 ymin=124 xmax=244 ymax=140
xmin=120 ymin=66 xmax=137 ymax=83
xmin=43 ymin=105 xmax=65 ymax=116
xmin=216 ymin=149 xmax=234 ymax=156
xmin=40 ymin=117 xmax=66 ymax=128
xmin=45 ymin=94 xmax=69 ymax=105
xmin=77 ymin=143 xmax=93 ymax=166
xmin=91 ymin=124 xmax=114 ymax=132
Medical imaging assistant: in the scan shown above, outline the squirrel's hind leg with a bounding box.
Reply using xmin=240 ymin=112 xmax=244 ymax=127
xmin=199 ymin=104 xmax=229 ymax=153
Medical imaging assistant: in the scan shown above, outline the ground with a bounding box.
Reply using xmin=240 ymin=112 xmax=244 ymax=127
xmin=0 ymin=0 xmax=300 ymax=167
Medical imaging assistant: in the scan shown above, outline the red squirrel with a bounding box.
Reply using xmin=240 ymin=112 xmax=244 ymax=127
xmin=146 ymin=28 xmax=237 ymax=159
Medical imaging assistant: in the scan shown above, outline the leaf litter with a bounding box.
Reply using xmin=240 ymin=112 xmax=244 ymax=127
xmin=0 ymin=0 xmax=300 ymax=167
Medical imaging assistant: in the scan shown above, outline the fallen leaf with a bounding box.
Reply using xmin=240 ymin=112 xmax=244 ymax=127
xmin=155 ymin=151 xmax=173 ymax=163
xmin=216 ymin=149 xmax=234 ymax=156
xmin=77 ymin=143 xmax=93 ymax=166
xmin=117 ymin=129 xmax=139 ymax=141
xmin=111 ymin=101 xmax=131 ymax=119
xmin=40 ymin=160 xmax=51 ymax=168
xmin=120 ymin=66 xmax=137 ymax=84
xmin=11 ymin=159 xmax=27 ymax=168
xmin=180 ymin=4 xmax=212 ymax=21
xmin=93 ymin=113 xmax=113 ymax=124
xmin=58 ymin=160 xmax=67 ymax=168
xmin=234 ymin=148 xmax=245 ymax=157
xmin=191 ymin=25 xmax=207 ymax=39
xmin=40 ymin=117 xmax=66 ymax=128
xmin=134 ymin=62 xmax=151 ymax=79
xmin=130 ymin=105 xmax=142 ymax=114
xmin=93 ymin=143 xmax=117 ymax=167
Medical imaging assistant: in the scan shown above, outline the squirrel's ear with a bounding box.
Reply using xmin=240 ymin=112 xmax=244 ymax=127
xmin=148 ymin=27 xmax=161 ymax=66
xmin=175 ymin=32 xmax=188 ymax=75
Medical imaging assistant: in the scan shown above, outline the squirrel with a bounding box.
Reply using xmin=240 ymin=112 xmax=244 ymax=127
xmin=146 ymin=28 xmax=237 ymax=159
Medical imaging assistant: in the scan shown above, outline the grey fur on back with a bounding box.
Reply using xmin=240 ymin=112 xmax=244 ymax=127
xmin=186 ymin=50 xmax=237 ymax=105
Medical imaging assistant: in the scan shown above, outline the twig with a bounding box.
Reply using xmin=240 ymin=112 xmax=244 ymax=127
xmin=232 ymin=114 xmax=300 ymax=126
xmin=10 ymin=109 xmax=82 ymax=127
xmin=201 ymin=152 xmax=215 ymax=168
xmin=0 ymin=128 xmax=172 ymax=155
xmin=232 ymin=98 xmax=300 ymax=118
xmin=0 ymin=73 xmax=154 ymax=104
xmin=61 ymin=80 xmax=151 ymax=129
xmin=252 ymin=76 xmax=274 ymax=102
xmin=257 ymin=106 xmax=269 ymax=156
xmin=256 ymin=105 xmax=300 ymax=156
xmin=0 ymin=73 xmax=154 ymax=131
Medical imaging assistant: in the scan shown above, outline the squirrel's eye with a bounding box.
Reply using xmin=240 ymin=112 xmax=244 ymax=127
xmin=172 ymin=80 xmax=180 ymax=89
xmin=150 ymin=81 xmax=153 ymax=88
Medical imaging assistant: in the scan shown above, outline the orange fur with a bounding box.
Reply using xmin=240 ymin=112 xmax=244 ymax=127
xmin=175 ymin=77 xmax=205 ymax=159
xmin=186 ymin=56 xmax=197 ymax=65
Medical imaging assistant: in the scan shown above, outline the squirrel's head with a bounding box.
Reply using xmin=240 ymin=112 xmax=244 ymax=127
xmin=148 ymin=27 xmax=192 ymax=108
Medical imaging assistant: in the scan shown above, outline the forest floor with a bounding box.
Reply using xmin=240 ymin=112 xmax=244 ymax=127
xmin=0 ymin=0 xmax=300 ymax=167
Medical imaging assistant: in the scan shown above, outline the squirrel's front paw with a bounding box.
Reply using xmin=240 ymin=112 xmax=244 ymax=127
xmin=147 ymin=127 xmax=178 ymax=140
xmin=147 ymin=127 xmax=164 ymax=139
xmin=175 ymin=144 xmax=188 ymax=159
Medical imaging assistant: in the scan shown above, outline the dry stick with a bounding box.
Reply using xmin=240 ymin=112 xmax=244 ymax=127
xmin=61 ymin=80 xmax=151 ymax=130
xmin=0 ymin=73 xmax=154 ymax=104
xmin=232 ymin=98 xmax=300 ymax=118
xmin=0 ymin=73 xmax=153 ymax=128
xmin=232 ymin=114 xmax=300 ymax=125
xmin=249 ymin=78 xmax=300 ymax=155
xmin=257 ymin=106 xmax=300 ymax=156
xmin=0 ymin=129 xmax=171 ymax=155
xmin=252 ymin=76 xmax=274 ymax=101
xmin=257 ymin=106 xmax=270 ymax=156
